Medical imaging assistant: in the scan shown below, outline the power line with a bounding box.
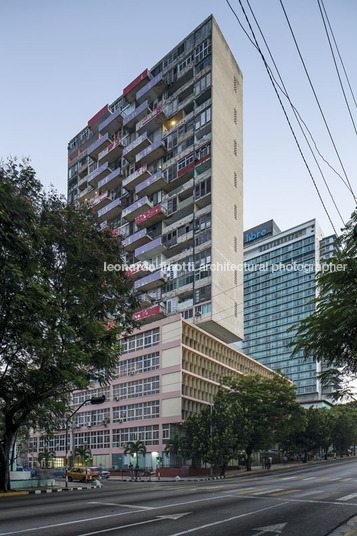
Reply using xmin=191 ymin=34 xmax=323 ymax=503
xmin=279 ymin=0 xmax=356 ymax=202
xmin=317 ymin=0 xmax=357 ymax=135
xmin=226 ymin=0 xmax=339 ymax=234
xmin=319 ymin=0 xmax=357 ymax=111
xmin=245 ymin=0 xmax=346 ymax=228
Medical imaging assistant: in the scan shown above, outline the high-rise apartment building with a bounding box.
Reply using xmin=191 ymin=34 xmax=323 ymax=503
xmin=26 ymin=16 xmax=279 ymax=472
xmin=67 ymin=15 xmax=243 ymax=344
xmin=242 ymin=219 xmax=336 ymax=406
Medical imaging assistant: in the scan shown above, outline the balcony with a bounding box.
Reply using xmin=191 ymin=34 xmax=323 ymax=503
xmin=122 ymin=164 xmax=151 ymax=192
xmin=88 ymin=104 xmax=110 ymax=131
xmin=91 ymin=192 xmax=111 ymax=213
xmin=137 ymin=293 xmax=154 ymax=308
xmin=134 ymin=303 xmax=166 ymax=323
xmin=135 ymin=203 xmax=167 ymax=228
xmin=78 ymin=186 xmax=98 ymax=203
xmin=78 ymin=161 xmax=88 ymax=179
xmin=134 ymin=270 xmax=167 ymax=292
xmin=135 ymin=171 xmax=167 ymax=197
xmin=125 ymin=262 xmax=153 ymax=281
xmin=123 ymin=100 xmax=150 ymax=131
xmin=177 ymin=299 xmax=194 ymax=312
xmin=78 ymin=175 xmax=88 ymax=191
xmin=98 ymin=138 xmax=124 ymax=165
xmin=163 ymin=231 xmax=194 ymax=258
xmin=98 ymin=167 xmax=122 ymax=191
xmin=88 ymin=161 xmax=112 ymax=188
xmin=136 ymin=106 xmax=168 ymax=135
xmin=122 ymin=228 xmax=152 ymax=251
xmin=135 ymin=237 xmax=166 ymax=260
xmin=135 ymin=139 xmax=166 ymax=166
xmin=97 ymin=197 xmax=121 ymax=222
xmin=123 ymin=69 xmax=150 ymax=103
xmin=112 ymin=222 xmax=130 ymax=240
xmin=122 ymin=132 xmax=151 ymax=163
xmin=87 ymin=132 xmax=111 ymax=160
xmin=99 ymin=107 xmax=123 ymax=137
xmin=122 ymin=197 xmax=153 ymax=222
xmin=136 ymin=72 xmax=167 ymax=104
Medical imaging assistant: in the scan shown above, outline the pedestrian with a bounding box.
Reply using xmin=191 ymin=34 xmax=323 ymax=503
xmin=283 ymin=456 xmax=287 ymax=466
xmin=129 ymin=462 xmax=134 ymax=481
xmin=268 ymin=456 xmax=272 ymax=470
xmin=264 ymin=457 xmax=268 ymax=470
xmin=261 ymin=457 xmax=265 ymax=470
xmin=135 ymin=464 xmax=141 ymax=481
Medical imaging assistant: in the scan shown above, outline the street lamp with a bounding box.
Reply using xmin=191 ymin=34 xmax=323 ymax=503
xmin=65 ymin=395 xmax=106 ymax=489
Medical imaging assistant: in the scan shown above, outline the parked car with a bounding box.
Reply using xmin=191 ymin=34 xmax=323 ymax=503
xmin=90 ymin=467 xmax=110 ymax=479
xmin=67 ymin=467 xmax=100 ymax=482
xmin=53 ymin=467 xmax=66 ymax=478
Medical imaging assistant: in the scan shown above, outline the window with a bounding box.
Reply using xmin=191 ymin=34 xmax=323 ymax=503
xmin=122 ymin=328 xmax=160 ymax=354
xmin=234 ymin=140 xmax=237 ymax=156
xmin=116 ymin=352 xmax=160 ymax=378
xmin=234 ymin=302 xmax=238 ymax=317
xmin=177 ymin=152 xmax=194 ymax=171
xmin=178 ymin=54 xmax=193 ymax=72
xmin=195 ymin=38 xmax=211 ymax=62
xmin=195 ymin=142 xmax=211 ymax=161
xmin=234 ymin=236 xmax=238 ymax=252
xmin=195 ymin=55 xmax=212 ymax=75
xmin=234 ymin=270 xmax=238 ymax=285
xmin=113 ymin=400 xmax=159 ymax=423
xmin=194 ymin=72 xmax=211 ymax=96
xmin=234 ymin=204 xmax=238 ymax=220
xmin=195 ymin=177 xmax=211 ymax=200
xmin=112 ymin=425 xmax=159 ymax=447
xmin=195 ymin=106 xmax=211 ymax=130
xmin=113 ymin=376 xmax=160 ymax=400
xmin=234 ymin=172 xmax=238 ymax=188
xmin=163 ymin=164 xmax=177 ymax=184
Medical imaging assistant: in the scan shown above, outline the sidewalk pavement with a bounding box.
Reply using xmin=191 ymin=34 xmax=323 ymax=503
xmin=327 ymin=516 xmax=357 ymax=536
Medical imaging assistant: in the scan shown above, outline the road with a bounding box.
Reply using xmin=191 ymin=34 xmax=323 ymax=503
xmin=2 ymin=460 xmax=357 ymax=536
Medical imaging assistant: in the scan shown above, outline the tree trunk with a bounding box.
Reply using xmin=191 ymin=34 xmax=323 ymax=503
xmin=220 ymin=462 xmax=227 ymax=477
xmin=0 ymin=431 xmax=14 ymax=492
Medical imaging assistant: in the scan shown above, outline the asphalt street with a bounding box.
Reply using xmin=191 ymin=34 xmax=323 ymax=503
xmin=2 ymin=460 xmax=357 ymax=536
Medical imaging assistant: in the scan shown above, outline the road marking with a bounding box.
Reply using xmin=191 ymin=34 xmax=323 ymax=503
xmin=234 ymin=488 xmax=270 ymax=495
xmin=315 ymin=477 xmax=329 ymax=480
xmin=253 ymin=523 xmax=287 ymax=535
xmin=78 ymin=513 xmax=191 ymax=536
xmin=311 ymin=493 xmax=337 ymax=500
xmin=337 ymin=493 xmax=357 ymax=502
xmin=0 ymin=494 xmax=268 ymax=535
xmin=88 ymin=502 xmax=153 ymax=510
xmin=302 ymin=477 xmax=316 ymax=480
xmin=268 ymin=490 xmax=301 ymax=496
xmin=341 ymin=478 xmax=354 ymax=481
xmin=280 ymin=476 xmax=296 ymax=480
xmin=165 ymin=502 xmax=290 ymax=536
xmin=253 ymin=489 xmax=283 ymax=495
xmin=344 ymin=531 xmax=357 ymax=536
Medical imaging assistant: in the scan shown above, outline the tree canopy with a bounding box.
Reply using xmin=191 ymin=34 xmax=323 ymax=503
xmin=290 ymin=209 xmax=357 ymax=398
xmin=0 ymin=159 xmax=137 ymax=490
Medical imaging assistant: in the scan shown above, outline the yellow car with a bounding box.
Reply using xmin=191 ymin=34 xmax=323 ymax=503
xmin=67 ymin=467 xmax=100 ymax=482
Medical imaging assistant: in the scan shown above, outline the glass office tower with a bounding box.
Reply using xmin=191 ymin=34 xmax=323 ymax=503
xmin=243 ymin=219 xmax=336 ymax=405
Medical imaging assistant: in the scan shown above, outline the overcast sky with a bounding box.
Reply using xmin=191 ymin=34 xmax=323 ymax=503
xmin=1 ymin=0 xmax=356 ymax=236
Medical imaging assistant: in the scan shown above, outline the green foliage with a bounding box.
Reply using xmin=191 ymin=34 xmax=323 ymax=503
xmin=226 ymin=375 xmax=306 ymax=470
xmin=0 ymin=159 xmax=138 ymax=490
xmin=329 ymin=405 xmax=357 ymax=456
xmin=124 ymin=440 xmax=147 ymax=467
xmin=182 ymin=389 xmax=243 ymax=474
xmin=38 ymin=448 xmax=56 ymax=468
xmin=290 ymin=209 xmax=357 ymax=398
xmin=281 ymin=407 xmax=333 ymax=461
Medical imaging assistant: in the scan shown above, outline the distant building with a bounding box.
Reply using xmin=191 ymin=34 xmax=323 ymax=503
xmin=242 ymin=219 xmax=336 ymax=406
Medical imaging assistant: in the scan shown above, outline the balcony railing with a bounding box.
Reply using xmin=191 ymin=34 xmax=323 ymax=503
xmin=123 ymin=69 xmax=150 ymax=103
xmin=87 ymin=132 xmax=111 ymax=160
xmin=135 ymin=237 xmax=166 ymax=260
xmin=122 ymin=100 xmax=150 ymax=131
xmin=122 ymin=196 xmax=153 ymax=222
xmin=136 ymin=72 xmax=166 ymax=103
xmin=133 ymin=303 xmax=166 ymax=323
xmin=135 ymin=171 xmax=167 ymax=197
xmin=122 ymin=228 xmax=152 ymax=251
xmin=135 ymin=139 xmax=166 ymax=166
xmin=97 ymin=197 xmax=121 ymax=222
xmin=87 ymin=161 xmax=112 ymax=188
xmin=98 ymin=167 xmax=122 ymax=191
xmin=133 ymin=270 xmax=167 ymax=292
xmin=135 ymin=203 xmax=167 ymax=227
xmin=122 ymin=164 xmax=151 ymax=192
xmin=136 ymin=106 xmax=167 ymax=135
xmin=99 ymin=107 xmax=123 ymax=137
xmin=122 ymin=132 xmax=151 ymax=163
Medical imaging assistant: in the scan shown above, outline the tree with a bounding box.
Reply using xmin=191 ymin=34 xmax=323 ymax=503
xmin=164 ymin=435 xmax=184 ymax=468
xmin=182 ymin=389 xmax=243 ymax=476
xmin=226 ymin=374 xmax=306 ymax=471
xmin=124 ymin=440 xmax=147 ymax=468
xmin=0 ymin=159 xmax=138 ymax=491
xmin=290 ymin=209 xmax=357 ymax=398
xmin=329 ymin=405 xmax=357 ymax=457
xmin=281 ymin=407 xmax=332 ymax=462
xmin=38 ymin=448 xmax=56 ymax=468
